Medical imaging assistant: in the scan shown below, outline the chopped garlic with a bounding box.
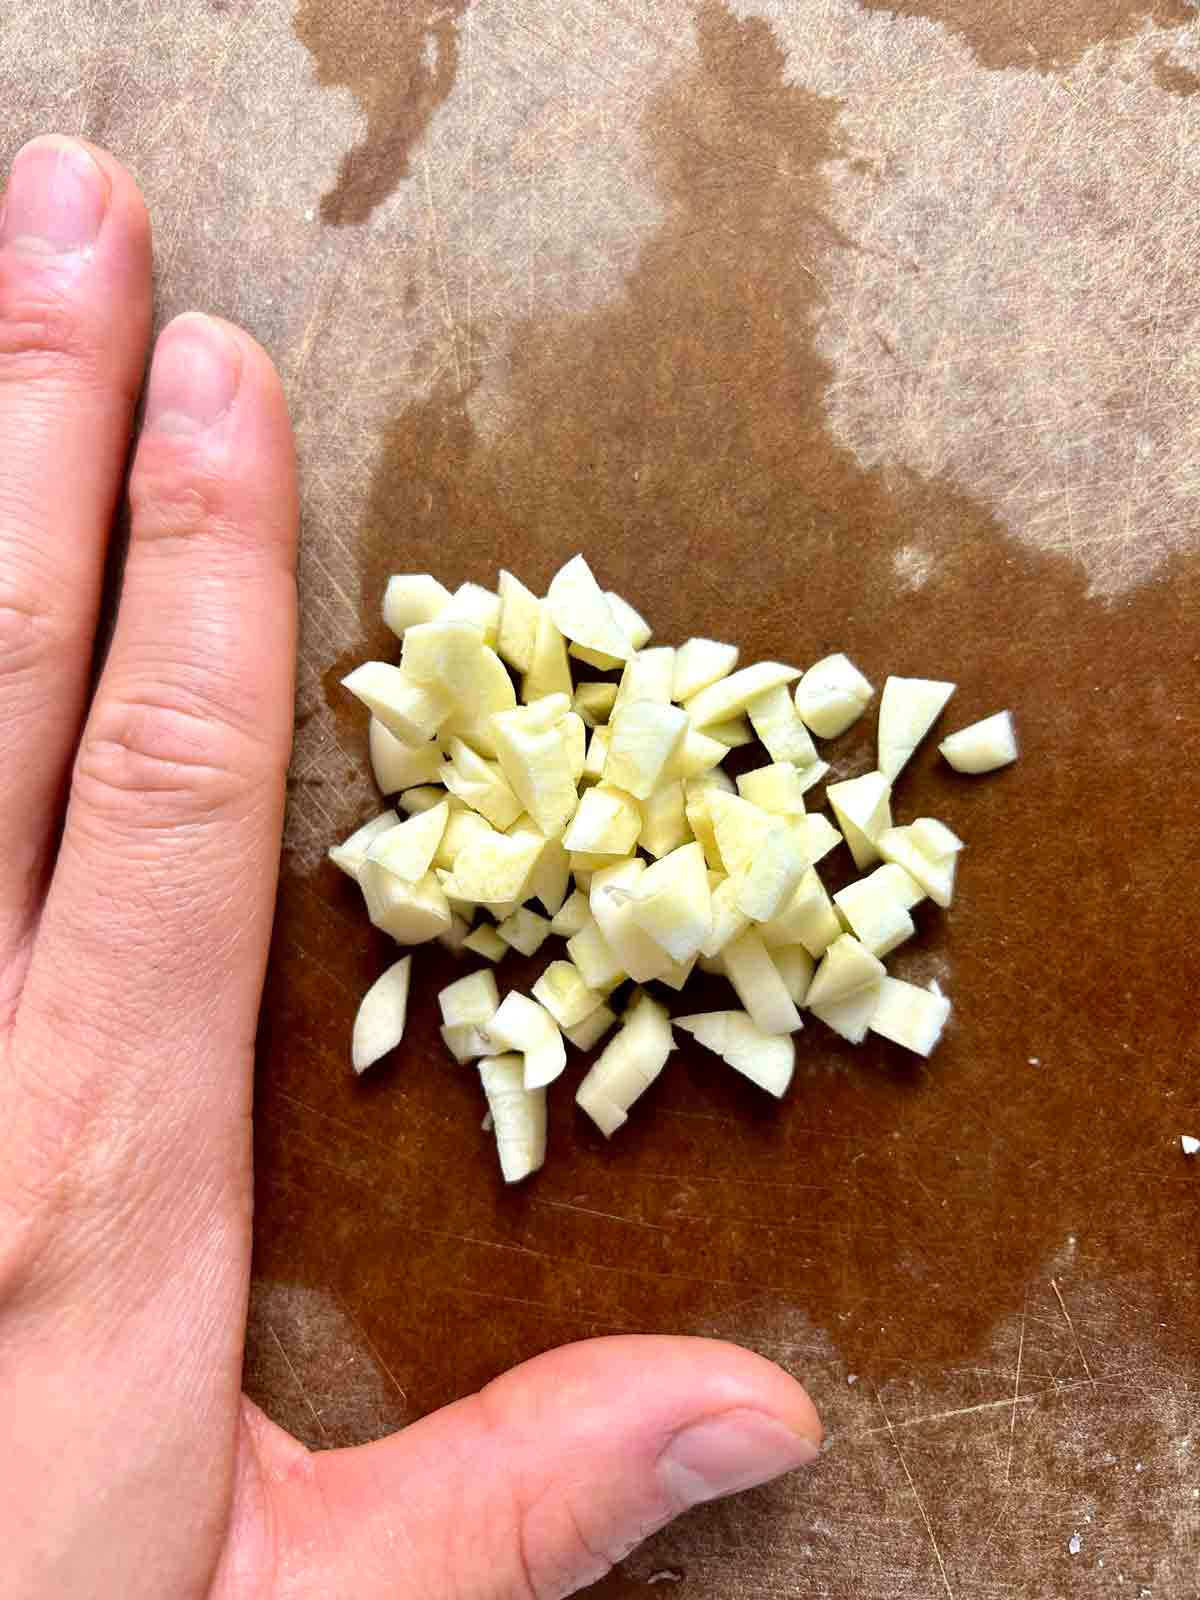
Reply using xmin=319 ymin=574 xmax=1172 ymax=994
xmin=807 ymin=933 xmax=886 ymax=1009
xmin=441 ymin=1022 xmax=495 ymax=1063
xmin=439 ymin=646 xmax=518 ymax=758
xmin=546 ymin=554 xmax=634 ymax=661
xmin=382 ymin=573 xmax=451 ymax=637
xmin=758 ymin=869 xmax=842 ymax=959
xmin=565 ymin=1003 xmax=618 ymax=1051
xmin=672 ymin=637 xmax=739 ymax=703
xmin=794 ymin=653 xmax=874 ymax=739
xmin=359 ymin=864 xmax=452 ymax=945
xmin=532 ymin=960 xmax=605 ymax=1029
xmin=438 ymin=968 xmax=501 ymax=1029
xmin=707 ymin=791 xmax=777 ymax=875
xmin=877 ymin=675 xmax=955 ymax=780
xmin=604 ymin=700 xmax=690 ymax=799
xmin=675 ymin=1011 xmax=795 ymax=1098
xmin=877 ymin=822 xmax=960 ymax=908
xmin=574 ymin=681 xmax=618 ymax=725
xmin=440 ymin=582 xmax=501 ymax=645
xmin=566 ymin=918 xmax=626 ymax=994
xmin=794 ymin=813 xmax=842 ymax=867
xmin=522 ymin=609 xmax=573 ymax=702
xmin=639 ymin=780 xmax=690 ymax=859
xmin=576 ymin=990 xmax=674 ymax=1136
xmin=329 ymin=809 xmax=399 ymax=879
xmin=733 ymin=824 xmax=808 ymax=923
xmin=366 ymin=801 xmax=451 ymax=883
xmin=591 ymin=859 xmax=679 ymax=983
xmin=939 ymin=710 xmax=1017 ymax=774
xmin=629 ymin=841 xmax=713 ymax=964
xmin=497 ymin=906 xmax=553 ymax=957
xmin=563 ymin=784 xmax=642 ymax=854
xmin=397 ymin=784 xmax=451 ymax=816
xmin=736 ymin=762 xmax=808 ymax=816
xmin=833 ymin=874 xmax=916 ymax=958
xmin=549 ymin=889 xmax=590 ymax=938
xmin=683 ymin=661 xmax=801 ymax=728
xmin=352 ymin=957 xmax=412 ymax=1074
xmin=1182 ymin=1135 xmax=1199 ymax=1157
xmin=826 ymin=771 xmax=892 ymax=871
xmin=703 ymin=716 xmax=756 ymax=748
xmin=869 ymin=976 xmax=951 ymax=1057
xmin=700 ymin=875 xmax=751 ymax=959
xmin=770 ymin=946 xmax=815 ymax=1007
xmin=582 ymin=726 xmax=609 ymax=784
xmin=745 ymin=683 xmax=819 ymax=768
xmin=496 ymin=569 xmax=541 ymax=674
xmin=369 ymin=721 xmax=443 ymax=796
xmin=613 ymin=647 xmax=676 ymax=715
xmin=479 ymin=1054 xmax=546 ymax=1183
xmin=491 ymin=702 xmax=579 ymax=839
xmin=669 ymin=726 xmax=728 ymax=781
xmin=342 ymin=662 xmax=452 ymax=745
xmin=462 ymin=924 xmax=506 ymax=962
xmin=442 ymin=827 xmax=546 ymax=907
xmin=723 ymin=930 xmax=803 ymax=1036
xmin=485 ymin=992 xmax=567 ymax=1089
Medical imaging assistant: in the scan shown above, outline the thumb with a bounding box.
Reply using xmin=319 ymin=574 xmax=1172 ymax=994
xmin=266 ymin=1336 xmax=822 ymax=1599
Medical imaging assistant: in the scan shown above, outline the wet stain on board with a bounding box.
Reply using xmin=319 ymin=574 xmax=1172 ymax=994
xmin=255 ymin=0 xmax=1200 ymax=1459
xmin=294 ymin=0 xmax=470 ymax=226
xmin=854 ymin=0 xmax=1195 ymax=72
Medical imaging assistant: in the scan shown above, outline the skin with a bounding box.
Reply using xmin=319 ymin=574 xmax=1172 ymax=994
xmin=0 ymin=136 xmax=822 ymax=1600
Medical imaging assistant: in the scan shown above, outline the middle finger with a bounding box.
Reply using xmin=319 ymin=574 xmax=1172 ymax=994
xmin=0 ymin=136 xmax=151 ymax=967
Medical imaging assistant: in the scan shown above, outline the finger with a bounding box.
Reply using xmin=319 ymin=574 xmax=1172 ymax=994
xmin=260 ymin=1336 xmax=823 ymax=1600
xmin=13 ymin=314 xmax=297 ymax=1292
xmin=0 ymin=136 xmax=151 ymax=964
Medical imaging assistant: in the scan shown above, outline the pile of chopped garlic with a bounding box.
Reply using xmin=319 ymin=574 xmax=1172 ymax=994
xmin=330 ymin=555 xmax=1017 ymax=1183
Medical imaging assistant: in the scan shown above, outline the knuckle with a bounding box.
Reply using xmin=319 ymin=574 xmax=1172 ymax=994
xmin=128 ymin=464 xmax=231 ymax=548
xmin=74 ymin=694 xmax=272 ymax=826
xmin=0 ymin=271 xmax=101 ymax=388
xmin=0 ymin=588 xmax=54 ymax=681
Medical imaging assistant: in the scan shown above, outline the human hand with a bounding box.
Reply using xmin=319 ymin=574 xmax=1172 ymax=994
xmin=0 ymin=136 xmax=822 ymax=1599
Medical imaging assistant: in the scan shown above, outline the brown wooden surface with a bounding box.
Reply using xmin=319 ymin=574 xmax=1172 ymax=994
xmin=6 ymin=3 xmax=1199 ymax=1594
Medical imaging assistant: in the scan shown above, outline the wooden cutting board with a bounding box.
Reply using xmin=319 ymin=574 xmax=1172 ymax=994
xmin=6 ymin=2 xmax=1197 ymax=1593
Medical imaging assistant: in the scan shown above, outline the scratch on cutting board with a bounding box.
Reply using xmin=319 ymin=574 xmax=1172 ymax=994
xmin=1051 ymin=1275 xmax=1097 ymax=1387
xmin=876 ymin=1391 xmax=956 ymax=1600
xmin=1006 ymin=1289 xmax=1029 ymax=1484
xmin=267 ymin=1319 xmax=331 ymax=1443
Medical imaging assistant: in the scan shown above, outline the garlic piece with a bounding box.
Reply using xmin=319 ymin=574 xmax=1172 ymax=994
xmin=869 ymin=976 xmax=951 ymax=1056
xmin=369 ymin=722 xmax=443 ymax=796
xmin=736 ymin=763 xmax=808 ymax=816
xmin=833 ymin=874 xmax=916 ymax=958
xmin=549 ymin=889 xmax=590 ymax=938
xmin=564 ymin=1003 xmax=618 ymax=1051
xmin=486 ymin=991 xmax=567 ymax=1089
xmin=733 ymin=824 xmax=808 ymax=923
xmin=746 ymin=683 xmax=820 ymax=768
xmin=939 ymin=711 xmax=1018 ymax=775
xmin=479 ymin=1054 xmax=547 ymax=1183
xmin=439 ymin=645 xmax=518 ymax=758
xmin=794 ymin=654 xmax=874 ymax=738
xmin=826 ymin=771 xmax=892 ymax=871
xmin=877 ymin=820 xmax=961 ymax=908
xmin=359 ymin=864 xmax=452 ymax=944
xmin=438 ymin=968 xmax=501 ymax=1029
xmin=700 ymin=875 xmax=751 ymax=959
xmin=771 ymin=946 xmax=815 ymax=1007
xmin=566 ymin=918 xmax=626 ymax=994
xmin=462 ymin=924 xmax=506 ymax=962
xmin=806 ymin=933 xmax=885 ymax=1043
xmin=672 ymin=637 xmax=739 ymax=703
xmin=563 ymin=785 xmax=642 ymax=854
xmin=629 ymin=841 xmax=713 ymax=964
xmin=382 ymin=573 xmax=451 ymax=637
xmin=532 ymin=960 xmax=605 ymax=1029
xmin=639 ymin=780 xmax=690 ymax=860
xmin=522 ymin=609 xmax=573 ymax=702
xmin=440 ymin=739 xmax=523 ymax=830
xmin=576 ymin=990 xmax=674 ymax=1136
xmin=612 ymin=646 xmax=677 ymax=715
xmin=442 ymin=827 xmax=546 ymax=907
xmin=328 ymin=809 xmax=400 ymax=879
xmin=497 ymin=906 xmax=553 ymax=957
xmin=722 ymin=930 xmax=803 ymax=1036
xmin=590 ymin=859 xmax=678 ymax=983
xmin=877 ymin=675 xmax=955 ymax=780
xmin=573 ymin=682 xmax=618 ymax=726
xmin=758 ymin=869 xmax=842 ymax=959
xmin=352 ymin=957 xmax=412 ymax=1074
xmin=342 ymin=662 xmax=452 ymax=745
xmin=546 ymin=554 xmax=634 ymax=661
xmin=683 ymin=661 xmax=801 ymax=728
xmin=366 ymin=801 xmax=451 ymax=883
xmin=440 ymin=582 xmax=501 ymax=645
xmin=605 ymin=700 xmax=690 ymax=799
xmin=496 ymin=569 xmax=541 ymax=674
xmin=675 ymin=1010 xmax=795 ymax=1098
xmin=491 ymin=702 xmax=579 ymax=839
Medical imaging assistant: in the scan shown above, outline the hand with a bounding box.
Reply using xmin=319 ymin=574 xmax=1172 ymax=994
xmin=0 ymin=136 xmax=822 ymax=1599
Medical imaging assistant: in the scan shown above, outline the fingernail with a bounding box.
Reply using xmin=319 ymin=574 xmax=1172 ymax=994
xmin=144 ymin=315 xmax=242 ymax=436
xmin=0 ymin=137 xmax=109 ymax=255
xmin=660 ymin=1410 xmax=821 ymax=1509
